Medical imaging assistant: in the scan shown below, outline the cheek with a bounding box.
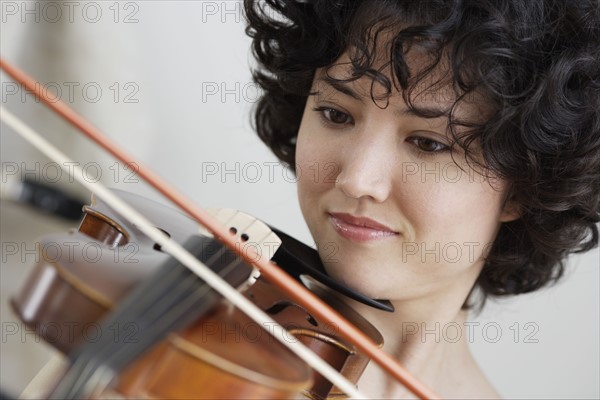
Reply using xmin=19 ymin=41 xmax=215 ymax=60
xmin=402 ymin=175 xmax=505 ymax=246
xmin=295 ymin=119 xmax=329 ymax=228
xmin=295 ymin=113 xmax=337 ymax=202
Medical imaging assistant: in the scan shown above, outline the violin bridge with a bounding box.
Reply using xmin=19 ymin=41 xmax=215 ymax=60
xmin=202 ymin=208 xmax=283 ymax=279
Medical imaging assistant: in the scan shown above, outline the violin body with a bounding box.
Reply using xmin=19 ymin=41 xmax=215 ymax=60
xmin=11 ymin=190 xmax=382 ymax=399
xmin=115 ymin=298 xmax=311 ymax=399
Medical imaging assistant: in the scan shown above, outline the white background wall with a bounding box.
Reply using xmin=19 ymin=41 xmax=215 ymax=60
xmin=1 ymin=1 xmax=598 ymax=398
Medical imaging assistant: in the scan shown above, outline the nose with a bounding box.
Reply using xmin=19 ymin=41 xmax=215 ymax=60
xmin=334 ymin=136 xmax=393 ymax=203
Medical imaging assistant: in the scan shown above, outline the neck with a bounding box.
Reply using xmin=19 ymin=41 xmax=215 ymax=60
xmin=343 ymin=277 xmax=479 ymax=398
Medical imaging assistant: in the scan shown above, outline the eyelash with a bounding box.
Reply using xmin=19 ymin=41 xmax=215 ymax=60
xmin=408 ymin=137 xmax=450 ymax=157
xmin=313 ymin=106 xmax=353 ymax=127
xmin=311 ymin=106 xmax=450 ymax=157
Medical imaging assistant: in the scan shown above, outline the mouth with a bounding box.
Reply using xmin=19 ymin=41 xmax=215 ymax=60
xmin=328 ymin=212 xmax=400 ymax=242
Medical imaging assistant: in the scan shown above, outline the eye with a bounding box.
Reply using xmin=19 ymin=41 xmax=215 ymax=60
xmin=312 ymin=106 xmax=353 ymax=125
xmin=408 ymin=136 xmax=450 ymax=155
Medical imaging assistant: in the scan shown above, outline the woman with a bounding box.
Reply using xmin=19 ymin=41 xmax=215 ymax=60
xmin=244 ymin=0 xmax=600 ymax=397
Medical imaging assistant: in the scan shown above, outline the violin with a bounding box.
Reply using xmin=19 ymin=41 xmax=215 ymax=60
xmin=12 ymin=189 xmax=383 ymax=399
xmin=0 ymin=58 xmax=440 ymax=399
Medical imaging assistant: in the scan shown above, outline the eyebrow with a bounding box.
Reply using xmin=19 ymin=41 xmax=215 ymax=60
xmin=315 ymin=76 xmax=450 ymax=118
xmin=317 ymin=76 xmax=363 ymax=100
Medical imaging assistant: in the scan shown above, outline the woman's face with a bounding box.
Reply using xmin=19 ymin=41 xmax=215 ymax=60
xmin=295 ymin=55 xmax=519 ymax=303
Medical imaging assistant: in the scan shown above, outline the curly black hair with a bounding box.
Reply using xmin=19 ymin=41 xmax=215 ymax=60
xmin=243 ymin=0 xmax=600 ymax=307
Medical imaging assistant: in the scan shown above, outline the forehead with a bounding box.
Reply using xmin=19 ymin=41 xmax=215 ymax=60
xmin=313 ymin=48 xmax=490 ymax=123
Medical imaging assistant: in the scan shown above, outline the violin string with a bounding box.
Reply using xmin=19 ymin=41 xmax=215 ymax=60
xmin=55 ymin=238 xmax=244 ymax=398
xmin=104 ymin=242 xmax=243 ymax=366
xmin=51 ymin=247 xmax=200 ymax=397
xmin=112 ymin=252 xmax=241 ymax=363
xmin=0 ymin=58 xmax=440 ymax=400
xmin=65 ymin=222 xmax=321 ymax=398
xmin=59 ymin=235 xmax=270 ymax=398
xmin=0 ymin=107 xmax=368 ymax=400
xmin=63 ymin=256 xmax=224 ymax=399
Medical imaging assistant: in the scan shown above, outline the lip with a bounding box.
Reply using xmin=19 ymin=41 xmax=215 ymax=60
xmin=328 ymin=212 xmax=399 ymax=242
